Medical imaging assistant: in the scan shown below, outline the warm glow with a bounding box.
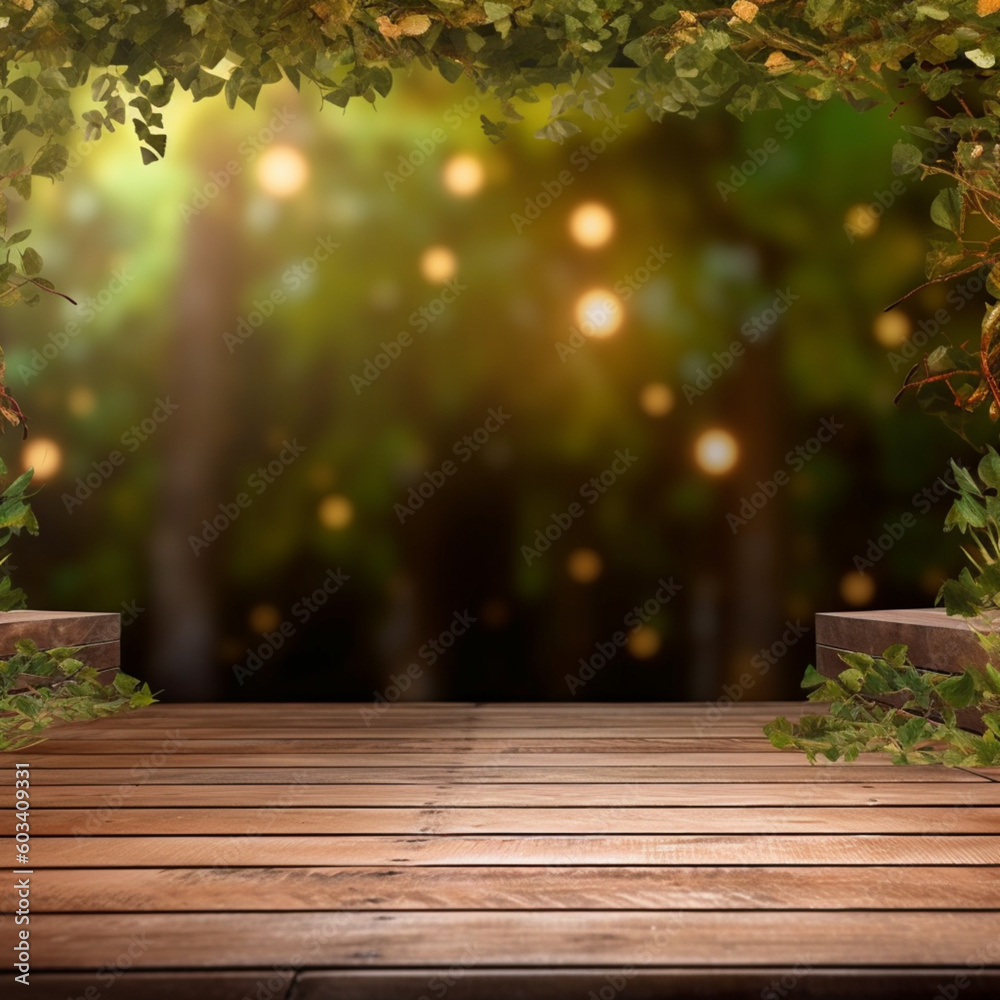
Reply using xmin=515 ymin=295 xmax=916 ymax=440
xmin=628 ymin=626 xmax=661 ymax=659
xmin=420 ymin=245 xmax=458 ymax=283
xmin=22 ymin=437 xmax=62 ymax=481
xmin=569 ymin=202 xmax=615 ymax=248
xmin=567 ymin=548 xmax=603 ymax=583
xmin=443 ymin=154 xmax=485 ymax=197
xmin=574 ymin=288 xmax=623 ymax=338
xmin=873 ymin=310 xmax=911 ymax=348
xmin=256 ymin=145 xmax=309 ymax=198
xmin=844 ymin=202 xmax=879 ymax=239
xmin=840 ymin=571 xmax=875 ymax=607
xmin=68 ymin=386 xmax=97 ymax=417
xmin=694 ymin=429 xmax=739 ymax=475
xmin=248 ymin=603 xmax=281 ymax=634
xmin=640 ymin=383 xmax=675 ymax=417
xmin=319 ymin=494 xmax=354 ymax=530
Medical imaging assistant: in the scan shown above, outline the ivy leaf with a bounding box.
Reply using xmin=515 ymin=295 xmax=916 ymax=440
xmin=892 ymin=141 xmax=924 ymax=175
xmin=31 ymin=143 xmax=68 ymax=178
xmin=930 ymin=187 xmax=962 ymax=234
xmin=936 ymin=670 xmax=978 ymax=708
xmin=19 ymin=247 xmax=41 ymax=276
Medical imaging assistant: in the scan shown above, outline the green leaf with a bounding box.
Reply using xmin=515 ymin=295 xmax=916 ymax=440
xmin=935 ymin=670 xmax=978 ymax=708
xmin=930 ymin=187 xmax=961 ymax=234
xmin=19 ymin=247 xmax=41 ymax=276
xmin=892 ymin=141 xmax=924 ymax=176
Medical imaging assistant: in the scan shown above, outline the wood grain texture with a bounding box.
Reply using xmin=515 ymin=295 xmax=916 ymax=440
xmin=0 ymin=609 xmax=120 ymax=655
xmin=14 ymin=833 xmax=1000 ymax=867
xmin=16 ymin=765 xmax=984 ymax=784
xmin=15 ymin=805 xmax=1000 ymax=836
xmin=12 ymin=911 xmax=1000 ymax=969
xmin=27 ymin=780 xmax=1000 ymax=807
xmin=24 ymin=865 xmax=1000 ymax=912
xmin=5 ymin=701 xmax=997 ymax=995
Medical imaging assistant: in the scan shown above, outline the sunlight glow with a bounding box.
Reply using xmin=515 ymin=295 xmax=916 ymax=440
xmin=575 ymin=288 xmax=623 ymax=338
xmin=569 ymin=202 xmax=615 ymax=248
xmin=420 ymin=245 xmax=458 ymax=283
xmin=694 ymin=429 xmax=739 ymax=475
xmin=443 ymin=154 xmax=485 ymax=197
xmin=22 ymin=438 xmax=62 ymax=481
xmin=256 ymin=145 xmax=309 ymax=198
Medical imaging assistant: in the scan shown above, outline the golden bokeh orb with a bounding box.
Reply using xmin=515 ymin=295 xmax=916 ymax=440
xmin=567 ymin=548 xmax=603 ymax=583
xmin=442 ymin=154 xmax=485 ymax=197
xmin=628 ymin=626 xmax=661 ymax=659
xmin=256 ymin=145 xmax=309 ymax=198
xmin=639 ymin=383 xmax=675 ymax=417
xmin=574 ymin=288 xmax=623 ymax=338
xmin=840 ymin=571 xmax=876 ymax=607
xmin=568 ymin=202 xmax=615 ymax=248
xmin=419 ymin=245 xmax=458 ymax=283
xmin=318 ymin=494 xmax=354 ymax=530
xmin=694 ymin=429 xmax=739 ymax=475
xmin=22 ymin=437 xmax=62 ymax=481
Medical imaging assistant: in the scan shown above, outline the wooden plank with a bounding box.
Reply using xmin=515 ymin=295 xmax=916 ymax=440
xmin=13 ymin=911 xmax=1000 ymax=969
xmin=27 ymin=865 xmax=1000 ymax=912
xmin=292 ymin=969 xmax=1000 ymax=1000
xmin=18 ymin=805 xmax=1000 ymax=836
xmin=6 ymin=751 xmax=897 ymax=768
xmin=24 ymin=737 xmax=786 ymax=753
xmin=29 ymin=781 xmax=1000 ymax=807
xmin=16 ymin=833 xmax=1000 ymax=867
xmin=16 ymin=765 xmax=985 ymax=784
xmin=23 ymin=971 xmax=293 ymax=1000
xmin=29 ymin=726 xmax=810 ymax=741
xmin=0 ymin=609 xmax=120 ymax=655
xmin=815 ymin=608 xmax=988 ymax=673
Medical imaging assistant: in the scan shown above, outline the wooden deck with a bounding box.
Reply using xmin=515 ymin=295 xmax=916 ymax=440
xmin=2 ymin=702 xmax=1000 ymax=998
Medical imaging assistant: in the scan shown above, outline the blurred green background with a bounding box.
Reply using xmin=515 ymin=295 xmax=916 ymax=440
xmin=0 ymin=70 xmax=975 ymax=703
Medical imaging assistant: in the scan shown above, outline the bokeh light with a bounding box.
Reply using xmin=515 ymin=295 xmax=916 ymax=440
xmin=248 ymin=603 xmax=281 ymax=634
xmin=567 ymin=547 xmax=603 ymax=583
xmin=67 ymin=386 xmax=97 ymax=417
xmin=840 ymin=571 xmax=876 ymax=606
xmin=639 ymin=383 xmax=675 ymax=417
xmin=574 ymin=288 xmax=623 ymax=338
xmin=442 ymin=154 xmax=484 ymax=197
xmin=419 ymin=245 xmax=458 ymax=283
xmin=873 ymin=310 xmax=911 ymax=347
xmin=628 ymin=625 xmax=661 ymax=659
xmin=256 ymin=145 xmax=309 ymax=198
xmin=22 ymin=438 xmax=62 ymax=481
xmin=694 ymin=429 xmax=739 ymax=475
xmin=318 ymin=494 xmax=354 ymax=530
xmin=569 ymin=202 xmax=615 ymax=248
xmin=844 ymin=202 xmax=879 ymax=239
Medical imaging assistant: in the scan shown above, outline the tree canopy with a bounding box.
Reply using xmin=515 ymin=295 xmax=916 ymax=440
xmin=5 ymin=1 xmax=1000 ymax=430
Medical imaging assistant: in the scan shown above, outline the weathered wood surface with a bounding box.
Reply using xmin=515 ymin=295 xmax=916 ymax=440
xmin=0 ymin=609 xmax=120 ymax=655
xmin=2 ymin=702 xmax=998 ymax=1000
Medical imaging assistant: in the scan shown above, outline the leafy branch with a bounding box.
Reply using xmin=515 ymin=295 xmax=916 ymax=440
xmin=767 ymin=444 xmax=1000 ymax=767
xmin=0 ymin=639 xmax=156 ymax=752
